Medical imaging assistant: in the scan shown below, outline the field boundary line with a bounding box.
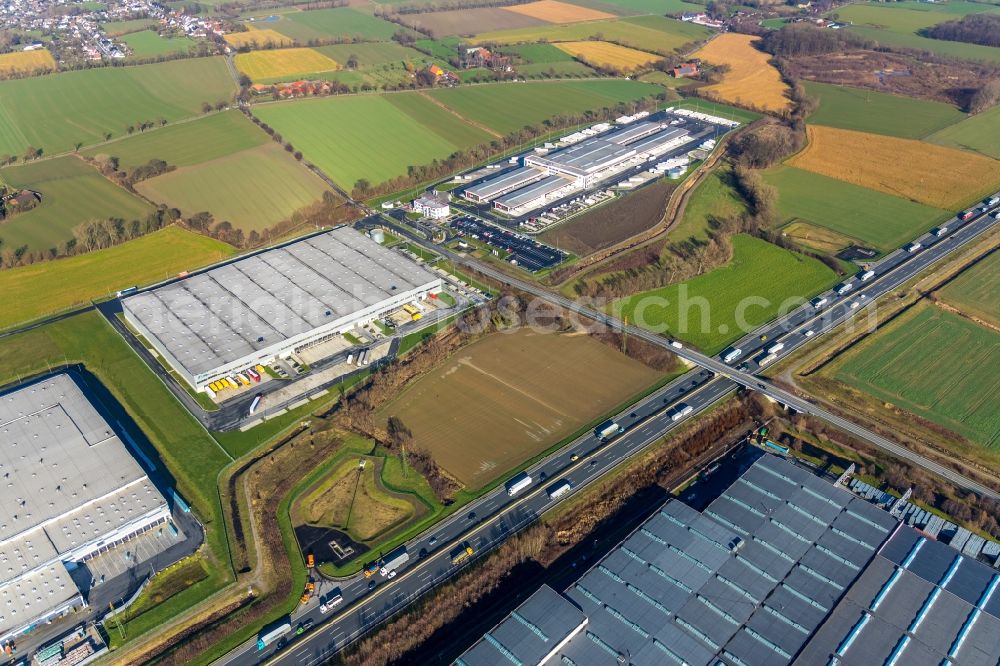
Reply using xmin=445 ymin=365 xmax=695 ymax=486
xmin=416 ymin=91 xmax=503 ymax=139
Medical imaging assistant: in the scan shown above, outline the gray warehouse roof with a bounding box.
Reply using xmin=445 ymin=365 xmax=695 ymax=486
xmin=457 ymin=585 xmax=587 ymax=666
xmin=526 ymin=138 xmax=636 ymax=177
xmin=456 ymin=455 xmax=898 ymax=666
xmin=122 ymin=226 xmax=441 ymax=378
xmin=464 ymin=166 xmax=545 ymax=201
xmin=795 ymin=526 xmax=1000 ymax=666
xmin=0 ymin=374 xmax=166 ymax=639
xmin=605 ymin=121 xmax=666 ymax=145
xmin=494 ymin=175 xmax=570 ymax=210
xmin=627 ymin=127 xmax=691 ymax=155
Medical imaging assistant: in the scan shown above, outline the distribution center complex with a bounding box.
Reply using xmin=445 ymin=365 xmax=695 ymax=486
xmin=457 ymin=454 xmax=1000 ymax=666
xmin=462 ymin=119 xmax=698 ymax=214
xmin=0 ymin=374 xmax=171 ymax=644
xmin=122 ymin=226 xmax=444 ymax=391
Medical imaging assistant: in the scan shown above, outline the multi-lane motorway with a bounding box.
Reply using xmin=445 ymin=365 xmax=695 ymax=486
xmin=217 ymin=197 xmax=1000 ymax=665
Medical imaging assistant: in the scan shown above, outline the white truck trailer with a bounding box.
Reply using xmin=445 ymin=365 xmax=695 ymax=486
xmin=506 ymin=471 xmax=533 ymax=496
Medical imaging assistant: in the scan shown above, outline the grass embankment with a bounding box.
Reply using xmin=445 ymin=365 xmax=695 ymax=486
xmin=0 ymin=225 xmax=237 ymax=331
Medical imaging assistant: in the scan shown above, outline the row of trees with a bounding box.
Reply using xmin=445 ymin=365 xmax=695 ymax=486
xmin=922 ymin=13 xmax=1000 ymax=49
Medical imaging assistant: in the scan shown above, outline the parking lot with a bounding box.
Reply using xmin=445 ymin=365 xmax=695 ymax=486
xmin=449 ymin=217 xmax=566 ymax=271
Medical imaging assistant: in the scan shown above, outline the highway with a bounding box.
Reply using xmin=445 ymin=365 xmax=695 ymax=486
xmin=216 ymin=198 xmax=1000 ymax=665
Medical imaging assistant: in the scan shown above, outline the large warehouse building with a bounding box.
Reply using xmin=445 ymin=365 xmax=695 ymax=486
xmin=122 ymin=226 xmax=444 ymax=391
xmin=457 ymin=455 xmax=1000 ymax=666
xmin=461 ymin=119 xmax=698 ymax=214
xmin=0 ymin=374 xmax=171 ymax=644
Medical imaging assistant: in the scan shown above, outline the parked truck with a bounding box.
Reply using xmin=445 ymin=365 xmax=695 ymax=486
xmin=594 ymin=419 xmax=623 ymax=441
xmin=248 ymin=393 xmax=262 ymax=416
xmin=506 ymin=471 xmax=533 ymax=496
xmin=380 ymin=546 xmax=409 ymax=577
xmin=257 ymin=618 xmax=292 ymax=651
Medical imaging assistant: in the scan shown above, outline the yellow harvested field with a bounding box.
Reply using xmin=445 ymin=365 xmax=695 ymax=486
xmin=224 ymin=29 xmax=293 ymax=48
xmin=555 ymin=41 xmax=659 ymax=73
xmin=505 ymin=0 xmax=614 ymax=23
xmin=235 ymin=47 xmax=339 ymax=80
xmin=692 ymin=33 xmax=789 ymax=112
xmin=789 ymin=125 xmax=1000 ymax=210
xmin=0 ymin=49 xmax=56 ymax=75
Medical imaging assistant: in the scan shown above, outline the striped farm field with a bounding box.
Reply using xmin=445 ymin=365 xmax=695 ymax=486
xmin=788 ymin=125 xmax=1000 ymax=210
xmin=224 ymin=29 xmax=293 ymax=48
xmin=235 ymin=48 xmax=339 ymax=80
xmin=940 ymin=249 xmax=1000 ymax=330
xmin=555 ymin=41 xmax=658 ymax=72
xmin=505 ymin=0 xmax=615 ymax=23
xmin=0 ymin=49 xmax=56 ymax=75
xmin=693 ymin=33 xmax=789 ymax=112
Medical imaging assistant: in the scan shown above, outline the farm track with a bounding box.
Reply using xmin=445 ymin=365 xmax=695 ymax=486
xmin=417 ymin=92 xmax=502 ymax=139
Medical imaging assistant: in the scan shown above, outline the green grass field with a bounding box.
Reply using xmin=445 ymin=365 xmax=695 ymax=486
xmin=427 ymin=79 xmax=660 ymax=134
xmin=414 ymin=37 xmax=462 ymax=60
xmin=83 ymin=110 xmax=267 ymax=169
xmin=0 ymin=156 xmax=153 ymax=252
xmin=123 ymin=30 xmax=195 ymax=58
xmin=518 ymin=61 xmax=596 ymax=76
xmin=835 ymin=304 xmax=1000 ymax=448
xmin=255 ymin=92 xmax=493 ymax=189
xmin=803 ymin=81 xmax=966 ymax=139
xmin=474 ymin=15 xmax=712 ymax=53
xmin=136 ymin=143 xmax=328 ymax=231
xmin=671 ymin=166 xmax=746 ymax=243
xmin=765 ymin=166 xmax=950 ymax=251
xmin=835 ymin=3 xmax=1000 ymax=62
xmin=284 ymin=7 xmax=403 ymax=41
xmin=0 ymin=57 xmax=236 ymax=156
xmin=940 ymin=248 xmax=1000 ymax=329
xmin=0 ymin=225 xmax=236 ymax=330
xmin=316 ymin=42 xmax=427 ymax=68
xmin=614 ymin=234 xmax=838 ymax=353
xmin=927 ymin=104 xmax=1000 ymax=159
xmin=102 ymin=18 xmax=157 ymax=35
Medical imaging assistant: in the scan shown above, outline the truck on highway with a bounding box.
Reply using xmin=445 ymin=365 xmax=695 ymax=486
xmin=986 ymin=196 xmax=999 ymax=207
xmin=811 ymin=296 xmax=828 ymax=309
xmin=547 ymin=479 xmax=573 ymax=500
xmin=595 ymin=419 xmax=624 ymax=441
xmin=858 ymin=270 xmax=875 ymax=282
xmin=758 ymin=353 xmax=778 ymax=367
xmin=835 ymin=282 xmax=853 ymax=296
xmin=380 ymin=546 xmax=409 ymax=577
xmin=451 ymin=544 xmax=475 ymax=565
xmin=933 ymin=226 xmax=948 ymax=237
xmin=766 ymin=342 xmax=784 ymax=355
xmin=906 ymin=242 xmax=922 ymax=253
xmin=257 ymin=618 xmax=292 ymax=651
xmin=670 ymin=403 xmax=693 ymax=422
xmin=722 ymin=348 xmax=742 ymax=364
xmin=506 ymin=471 xmax=533 ymax=496
xmin=959 ymin=210 xmax=975 ymax=221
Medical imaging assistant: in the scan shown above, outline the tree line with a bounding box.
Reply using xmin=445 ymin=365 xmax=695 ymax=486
xmin=922 ymin=13 xmax=1000 ymax=49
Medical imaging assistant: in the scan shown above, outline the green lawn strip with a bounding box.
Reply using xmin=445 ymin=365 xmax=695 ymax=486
xmin=343 ymin=332 xmax=363 ymax=345
xmin=764 ymin=165 xmax=951 ymax=252
xmin=926 ymin=104 xmax=1000 ymax=159
xmin=834 ymin=304 xmax=1000 ymax=448
xmin=397 ymin=313 xmax=461 ymax=356
xmin=435 ymin=291 xmax=457 ymax=307
xmin=434 ymin=259 xmax=496 ymax=295
xmin=803 ymin=81 xmax=966 ymax=139
xmin=105 ymin=558 xmax=224 ymax=650
xmin=401 ymin=241 xmax=439 ymax=262
xmin=614 ymin=234 xmax=840 ymax=354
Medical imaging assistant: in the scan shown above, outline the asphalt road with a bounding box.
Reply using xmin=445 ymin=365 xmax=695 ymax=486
xmin=216 ymin=200 xmax=1000 ymax=665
